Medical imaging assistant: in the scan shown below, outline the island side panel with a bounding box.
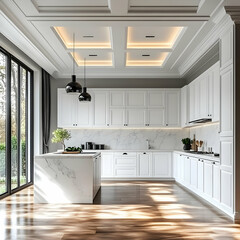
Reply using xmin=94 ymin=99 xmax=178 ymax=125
xmin=34 ymin=156 xmax=94 ymax=203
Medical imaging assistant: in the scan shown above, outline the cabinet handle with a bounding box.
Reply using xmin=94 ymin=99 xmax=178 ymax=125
xmin=166 ymin=124 xmax=168 ymax=126
xmin=212 ymin=162 xmax=215 ymax=164
xmin=187 ymin=157 xmax=189 ymax=159
xmin=107 ymin=124 xmax=109 ymax=126
xmin=123 ymin=153 xmax=127 ymax=155
xmin=202 ymin=160 xmax=204 ymax=162
xmin=198 ymin=159 xmax=200 ymax=161
xmin=143 ymin=152 xmax=146 ymax=154
xmin=126 ymin=124 xmax=128 ymax=126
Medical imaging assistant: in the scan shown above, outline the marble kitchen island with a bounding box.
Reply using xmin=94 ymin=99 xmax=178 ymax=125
xmin=34 ymin=152 xmax=101 ymax=203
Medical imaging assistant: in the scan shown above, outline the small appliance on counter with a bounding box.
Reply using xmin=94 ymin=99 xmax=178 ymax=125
xmin=85 ymin=142 xmax=105 ymax=150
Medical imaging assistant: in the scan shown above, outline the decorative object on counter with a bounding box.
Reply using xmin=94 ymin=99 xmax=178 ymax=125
xmin=198 ymin=140 xmax=204 ymax=152
xmin=181 ymin=138 xmax=191 ymax=150
xmin=191 ymin=134 xmax=198 ymax=151
xmin=63 ymin=146 xmax=82 ymax=154
xmin=79 ymin=58 xmax=91 ymax=102
xmin=86 ymin=142 xmax=93 ymax=150
xmin=51 ymin=129 xmax=71 ymax=151
xmin=65 ymin=33 xmax=82 ymax=93
xmin=81 ymin=144 xmax=85 ymax=150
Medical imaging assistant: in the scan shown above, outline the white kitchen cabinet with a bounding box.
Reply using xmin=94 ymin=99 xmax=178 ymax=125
xmin=125 ymin=109 xmax=146 ymax=127
xmin=165 ymin=90 xmax=180 ymax=127
xmin=213 ymin=163 xmax=220 ymax=202
xmin=199 ymin=73 xmax=209 ymax=118
xmin=197 ymin=159 xmax=204 ymax=192
xmin=220 ymin=65 xmax=233 ymax=137
xmin=58 ymin=89 xmax=77 ymax=128
xmin=101 ymin=153 xmax=114 ymax=178
xmin=93 ymin=91 xmax=109 ymax=127
xmin=152 ymin=152 xmax=172 ymax=178
xmin=212 ymin=62 xmax=220 ymax=122
xmin=184 ymin=156 xmax=191 ymax=186
xmin=58 ymin=89 xmax=92 ymax=128
xmin=203 ymin=160 xmax=213 ymax=198
xmin=181 ymin=85 xmax=189 ymax=127
xmin=126 ymin=91 xmax=147 ymax=108
xmin=194 ymin=78 xmax=200 ymax=120
xmin=109 ymin=91 xmax=125 ymax=107
xmin=173 ymin=153 xmax=178 ymax=179
xmin=189 ymin=82 xmax=195 ymax=122
xmin=109 ymin=108 xmax=125 ymax=127
xmin=146 ymin=108 xmax=165 ymax=127
xmin=148 ymin=90 xmax=165 ymax=108
xmin=138 ymin=152 xmax=152 ymax=177
xmin=93 ymin=154 xmax=101 ymax=198
xmin=220 ymin=170 xmax=233 ymax=210
xmin=179 ymin=154 xmax=185 ymax=183
xmin=190 ymin=157 xmax=198 ymax=190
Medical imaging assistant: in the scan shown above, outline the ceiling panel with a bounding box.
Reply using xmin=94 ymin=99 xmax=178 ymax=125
xmin=126 ymin=52 xmax=169 ymax=66
xmin=72 ymin=52 xmax=113 ymax=66
xmin=54 ymin=26 xmax=112 ymax=49
xmin=129 ymin=0 xmax=200 ymax=7
xmin=127 ymin=26 xmax=184 ymax=49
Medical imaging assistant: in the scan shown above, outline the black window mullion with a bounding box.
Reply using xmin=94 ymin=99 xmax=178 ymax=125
xmin=30 ymin=71 xmax=34 ymax=184
xmin=25 ymin=70 xmax=28 ymax=183
xmin=6 ymin=53 xmax=11 ymax=195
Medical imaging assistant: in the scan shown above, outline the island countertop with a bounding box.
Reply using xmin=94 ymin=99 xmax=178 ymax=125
xmin=35 ymin=151 xmax=100 ymax=158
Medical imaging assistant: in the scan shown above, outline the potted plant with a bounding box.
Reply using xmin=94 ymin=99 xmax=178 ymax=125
xmin=181 ymin=138 xmax=191 ymax=150
xmin=51 ymin=129 xmax=71 ymax=151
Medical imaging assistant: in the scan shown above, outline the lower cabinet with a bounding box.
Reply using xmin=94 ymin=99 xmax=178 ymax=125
xmin=101 ymin=151 xmax=172 ymax=179
xmin=174 ymin=152 xmax=233 ymax=218
xmin=93 ymin=154 xmax=101 ymax=198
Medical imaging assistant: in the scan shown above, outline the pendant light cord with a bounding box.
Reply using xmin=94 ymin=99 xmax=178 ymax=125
xmin=84 ymin=58 xmax=86 ymax=87
xmin=73 ymin=33 xmax=75 ymax=75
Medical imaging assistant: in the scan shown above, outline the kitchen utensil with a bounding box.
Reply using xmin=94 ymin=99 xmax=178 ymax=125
xmin=99 ymin=144 xmax=105 ymax=150
xmin=200 ymin=141 xmax=203 ymax=147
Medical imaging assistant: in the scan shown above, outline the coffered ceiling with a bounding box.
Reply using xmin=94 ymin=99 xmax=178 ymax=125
xmin=0 ymin=0 xmax=226 ymax=78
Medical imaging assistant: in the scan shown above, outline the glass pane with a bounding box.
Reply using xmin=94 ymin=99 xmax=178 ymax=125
xmin=27 ymin=71 xmax=31 ymax=183
xmin=0 ymin=52 xmax=7 ymax=195
xmin=20 ymin=67 xmax=27 ymax=186
xmin=11 ymin=61 xmax=18 ymax=190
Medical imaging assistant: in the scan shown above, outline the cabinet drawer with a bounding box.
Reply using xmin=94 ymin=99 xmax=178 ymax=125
xmin=115 ymin=157 xmax=136 ymax=166
xmin=114 ymin=152 xmax=137 ymax=157
xmin=114 ymin=167 xmax=136 ymax=177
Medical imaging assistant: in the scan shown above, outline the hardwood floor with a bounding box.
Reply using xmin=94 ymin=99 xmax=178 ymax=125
xmin=1 ymin=181 xmax=240 ymax=240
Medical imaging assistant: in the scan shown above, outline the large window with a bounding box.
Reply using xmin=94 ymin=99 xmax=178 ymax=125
xmin=0 ymin=47 xmax=33 ymax=197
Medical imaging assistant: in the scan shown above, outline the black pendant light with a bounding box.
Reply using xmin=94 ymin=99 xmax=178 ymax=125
xmin=79 ymin=58 xmax=91 ymax=102
xmin=65 ymin=33 xmax=82 ymax=93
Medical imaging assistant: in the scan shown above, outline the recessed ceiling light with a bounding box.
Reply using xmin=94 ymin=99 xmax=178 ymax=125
xmin=83 ymin=35 xmax=94 ymax=38
xmin=89 ymin=54 xmax=98 ymax=57
xmin=145 ymin=35 xmax=155 ymax=38
xmin=142 ymin=54 xmax=150 ymax=57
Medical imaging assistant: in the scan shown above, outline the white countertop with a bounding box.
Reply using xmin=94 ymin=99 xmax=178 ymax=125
xmin=35 ymin=152 xmax=100 ymax=158
xmin=82 ymin=149 xmax=176 ymax=152
xmin=174 ymin=150 xmax=220 ymax=162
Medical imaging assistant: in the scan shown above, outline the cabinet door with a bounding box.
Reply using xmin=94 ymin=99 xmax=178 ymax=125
xmin=199 ymin=74 xmax=209 ymax=118
xmin=173 ymin=153 xmax=178 ymax=179
xmin=94 ymin=91 xmax=109 ymax=127
xmin=212 ymin=62 xmax=220 ymax=122
xmin=181 ymin=86 xmax=188 ymax=127
xmin=109 ymin=108 xmax=125 ymax=127
xmin=178 ymin=154 xmax=185 ymax=183
xmin=165 ymin=90 xmax=180 ymax=127
xmin=138 ymin=152 xmax=152 ymax=177
xmin=126 ymin=91 xmax=146 ymax=108
xmin=220 ymin=65 xmax=233 ymax=137
xmin=152 ymin=152 xmax=172 ymax=178
xmin=194 ymin=79 xmax=200 ymax=120
xmin=190 ymin=157 xmax=198 ymax=190
xmin=197 ymin=160 xmax=204 ymax=192
xmin=76 ymin=101 xmax=92 ymax=127
xmin=184 ymin=156 xmax=191 ymax=186
xmin=58 ymin=89 xmax=77 ymax=127
xmin=125 ymin=109 xmax=146 ymax=127
xmin=148 ymin=90 xmax=165 ymax=108
xmin=213 ymin=163 xmax=220 ymax=202
xmin=101 ymin=153 xmax=114 ymax=177
xmin=109 ymin=91 xmax=125 ymax=107
xmin=189 ymin=82 xmax=195 ymax=122
xmin=203 ymin=161 xmax=213 ymax=197
xmin=147 ymin=108 xmax=165 ymax=127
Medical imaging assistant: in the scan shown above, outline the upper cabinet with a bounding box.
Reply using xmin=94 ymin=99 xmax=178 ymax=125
xmin=58 ymin=88 xmax=180 ymax=128
xmin=58 ymin=89 xmax=93 ymax=128
xmin=165 ymin=90 xmax=180 ymax=127
xmin=181 ymin=85 xmax=189 ymax=128
xmin=187 ymin=61 xmax=220 ymax=124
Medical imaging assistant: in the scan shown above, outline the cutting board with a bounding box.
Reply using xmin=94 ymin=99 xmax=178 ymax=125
xmin=62 ymin=151 xmax=81 ymax=154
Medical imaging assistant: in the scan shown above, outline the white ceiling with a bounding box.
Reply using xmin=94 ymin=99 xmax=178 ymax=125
xmin=0 ymin=0 xmax=227 ymax=78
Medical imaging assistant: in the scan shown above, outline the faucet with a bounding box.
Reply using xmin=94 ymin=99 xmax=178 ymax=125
xmin=146 ymin=139 xmax=151 ymax=150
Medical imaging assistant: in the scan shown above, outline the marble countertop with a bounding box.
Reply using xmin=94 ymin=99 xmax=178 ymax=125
xmin=35 ymin=152 xmax=100 ymax=158
xmin=174 ymin=150 xmax=220 ymax=162
xmin=82 ymin=149 xmax=177 ymax=152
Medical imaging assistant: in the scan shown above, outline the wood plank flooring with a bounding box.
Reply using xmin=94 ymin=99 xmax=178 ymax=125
xmin=1 ymin=181 xmax=240 ymax=240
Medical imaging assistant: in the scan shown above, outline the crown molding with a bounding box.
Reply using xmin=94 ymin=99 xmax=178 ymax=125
xmin=225 ymin=6 xmax=240 ymax=23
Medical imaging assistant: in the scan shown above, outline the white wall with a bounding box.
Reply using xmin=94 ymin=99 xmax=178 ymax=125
xmin=189 ymin=123 xmax=220 ymax=153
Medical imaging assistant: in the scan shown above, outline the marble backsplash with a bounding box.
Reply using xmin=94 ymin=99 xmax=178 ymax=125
xmin=189 ymin=123 xmax=220 ymax=154
xmin=61 ymin=129 xmax=190 ymax=151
